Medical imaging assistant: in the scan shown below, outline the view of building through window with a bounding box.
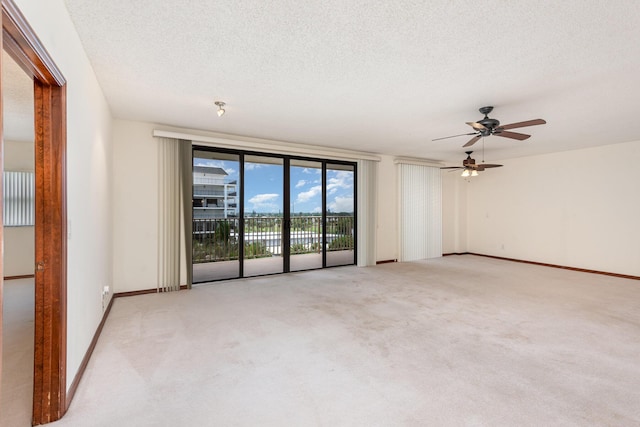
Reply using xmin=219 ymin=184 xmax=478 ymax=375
xmin=192 ymin=148 xmax=355 ymax=282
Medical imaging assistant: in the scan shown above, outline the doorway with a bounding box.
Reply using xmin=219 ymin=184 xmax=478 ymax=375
xmin=192 ymin=147 xmax=356 ymax=283
xmin=1 ymin=0 xmax=68 ymax=424
xmin=0 ymin=48 xmax=35 ymax=427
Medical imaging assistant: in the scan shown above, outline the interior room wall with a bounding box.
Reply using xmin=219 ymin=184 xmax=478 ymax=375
xmin=112 ymin=120 xmax=159 ymax=292
xmin=465 ymin=139 xmax=640 ymax=277
xmin=3 ymin=140 xmax=34 ymax=277
xmin=441 ymin=171 xmax=468 ymax=254
xmin=13 ymin=0 xmax=114 ymax=390
xmin=375 ymin=155 xmax=397 ymax=262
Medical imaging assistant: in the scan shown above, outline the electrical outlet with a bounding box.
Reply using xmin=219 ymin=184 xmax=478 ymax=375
xmin=101 ymin=285 xmax=110 ymax=312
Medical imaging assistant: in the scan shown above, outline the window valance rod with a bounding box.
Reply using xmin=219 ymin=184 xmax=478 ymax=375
xmin=153 ymin=129 xmax=381 ymax=162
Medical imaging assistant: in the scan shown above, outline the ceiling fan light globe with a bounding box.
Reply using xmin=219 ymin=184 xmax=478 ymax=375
xmin=461 ymin=169 xmax=470 ymax=177
xmin=471 ymin=170 xmax=478 ymax=177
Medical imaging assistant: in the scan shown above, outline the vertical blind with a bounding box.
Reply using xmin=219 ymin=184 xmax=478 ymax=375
xmin=158 ymin=137 xmax=181 ymax=292
xmin=3 ymin=171 xmax=35 ymax=226
xmin=357 ymin=159 xmax=378 ymax=266
xmin=398 ymin=163 xmax=442 ymax=261
xmin=157 ymin=138 xmax=192 ymax=292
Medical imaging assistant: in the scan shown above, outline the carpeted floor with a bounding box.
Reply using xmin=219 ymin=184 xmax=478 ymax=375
xmin=51 ymin=255 xmax=640 ymax=426
xmin=1 ymin=279 xmax=34 ymax=427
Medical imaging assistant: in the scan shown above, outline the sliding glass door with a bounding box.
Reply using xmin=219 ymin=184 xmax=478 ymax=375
xmin=192 ymin=150 xmax=240 ymax=282
xmin=243 ymin=155 xmax=284 ymax=277
xmin=326 ymin=163 xmax=356 ymax=267
xmin=192 ymin=147 xmax=356 ymax=283
xmin=290 ymin=159 xmax=323 ymax=271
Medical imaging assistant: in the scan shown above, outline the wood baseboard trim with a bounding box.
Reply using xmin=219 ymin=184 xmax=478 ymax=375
xmin=113 ymin=285 xmax=189 ymax=299
xmin=3 ymin=274 xmax=35 ymax=280
xmin=442 ymin=253 xmax=470 ymax=257
xmin=114 ymin=288 xmax=158 ymax=298
xmin=65 ymin=294 xmax=115 ymax=410
xmin=467 ymin=253 xmax=640 ymax=281
xmin=376 ymin=259 xmax=397 ymax=265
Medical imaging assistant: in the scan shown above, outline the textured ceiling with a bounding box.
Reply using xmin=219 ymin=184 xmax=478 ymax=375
xmin=2 ymin=50 xmax=34 ymax=142
xmin=62 ymin=0 xmax=640 ymax=163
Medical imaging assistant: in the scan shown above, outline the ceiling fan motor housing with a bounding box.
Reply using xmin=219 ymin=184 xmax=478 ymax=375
xmin=477 ymin=106 xmax=499 ymax=135
xmin=477 ymin=116 xmax=500 ymax=132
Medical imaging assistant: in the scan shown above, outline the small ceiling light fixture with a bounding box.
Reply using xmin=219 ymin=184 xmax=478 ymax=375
xmin=461 ymin=168 xmax=478 ymax=177
xmin=215 ymin=101 xmax=226 ymax=117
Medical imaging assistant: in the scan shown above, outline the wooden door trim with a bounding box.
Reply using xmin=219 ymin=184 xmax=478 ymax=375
xmin=0 ymin=5 xmax=3 ymax=405
xmin=2 ymin=0 xmax=67 ymax=424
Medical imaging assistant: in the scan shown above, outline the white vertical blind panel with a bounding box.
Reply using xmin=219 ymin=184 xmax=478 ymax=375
xmin=357 ymin=159 xmax=378 ymax=266
xmin=158 ymin=138 xmax=181 ymax=292
xmin=3 ymin=171 xmax=35 ymax=226
xmin=399 ymin=164 xmax=442 ymax=261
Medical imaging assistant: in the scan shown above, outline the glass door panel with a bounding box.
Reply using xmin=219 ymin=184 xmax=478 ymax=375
xmin=326 ymin=163 xmax=356 ymax=267
xmin=192 ymin=150 xmax=240 ymax=282
xmin=290 ymin=159 xmax=323 ymax=271
xmin=243 ymin=155 xmax=284 ymax=277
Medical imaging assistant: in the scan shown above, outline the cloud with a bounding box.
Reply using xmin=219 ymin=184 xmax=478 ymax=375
xmin=312 ymin=206 xmax=322 ymax=213
xmin=295 ymin=180 xmax=307 ymax=188
xmin=249 ymin=193 xmax=278 ymax=204
xmin=326 ymin=171 xmax=353 ymax=193
xmin=300 ymin=168 xmax=321 ymax=175
xmin=328 ymin=187 xmax=338 ymax=195
xmin=296 ymin=185 xmax=322 ymax=203
xmin=248 ymin=193 xmax=279 ymax=211
xmin=328 ymin=196 xmax=353 ymax=213
xmin=245 ymin=163 xmax=264 ymax=171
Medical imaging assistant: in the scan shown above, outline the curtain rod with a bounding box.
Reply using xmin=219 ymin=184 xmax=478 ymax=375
xmin=153 ymin=129 xmax=381 ymax=162
xmin=393 ymin=157 xmax=444 ymax=167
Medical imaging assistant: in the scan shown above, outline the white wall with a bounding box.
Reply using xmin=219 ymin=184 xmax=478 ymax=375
xmin=376 ymin=155 xmax=398 ymax=262
xmin=112 ymin=120 xmax=159 ymax=292
xmin=463 ymin=140 xmax=640 ymax=277
xmin=13 ymin=0 xmax=114 ymax=390
xmin=3 ymin=140 xmax=34 ymax=276
xmin=441 ymin=170 xmax=468 ymax=254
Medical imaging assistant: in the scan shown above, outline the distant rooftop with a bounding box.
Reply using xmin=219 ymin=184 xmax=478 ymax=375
xmin=193 ymin=166 xmax=228 ymax=176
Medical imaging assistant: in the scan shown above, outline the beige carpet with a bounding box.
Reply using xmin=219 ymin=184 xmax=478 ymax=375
xmin=1 ymin=278 xmax=34 ymax=427
xmin=52 ymin=255 xmax=639 ymax=426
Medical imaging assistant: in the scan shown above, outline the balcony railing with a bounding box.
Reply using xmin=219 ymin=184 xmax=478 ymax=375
xmin=193 ymin=190 xmax=238 ymax=197
xmin=192 ymin=215 xmax=354 ymax=263
xmin=193 ymin=177 xmax=238 ymax=186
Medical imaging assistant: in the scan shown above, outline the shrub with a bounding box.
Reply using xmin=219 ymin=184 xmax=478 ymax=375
xmin=328 ymin=235 xmax=353 ymax=251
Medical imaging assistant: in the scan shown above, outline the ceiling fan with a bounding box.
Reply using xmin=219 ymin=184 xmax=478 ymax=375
xmin=433 ymin=106 xmax=546 ymax=147
xmin=441 ymin=151 xmax=503 ymax=176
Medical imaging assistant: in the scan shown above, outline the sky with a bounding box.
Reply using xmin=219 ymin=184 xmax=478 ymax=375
xmin=194 ymin=157 xmax=354 ymax=214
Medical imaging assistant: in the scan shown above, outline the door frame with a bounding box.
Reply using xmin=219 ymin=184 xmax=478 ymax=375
xmin=1 ymin=0 xmax=67 ymax=424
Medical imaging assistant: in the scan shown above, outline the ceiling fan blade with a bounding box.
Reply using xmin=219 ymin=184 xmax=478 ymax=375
xmin=494 ymin=130 xmax=530 ymax=141
xmin=440 ymin=166 xmax=463 ymax=170
xmin=479 ymin=163 xmax=503 ymax=169
xmin=466 ymin=121 xmax=486 ymax=131
xmin=463 ymin=135 xmax=481 ymax=147
xmin=499 ymin=119 xmax=546 ymax=130
xmin=432 ymin=132 xmax=477 ymax=141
